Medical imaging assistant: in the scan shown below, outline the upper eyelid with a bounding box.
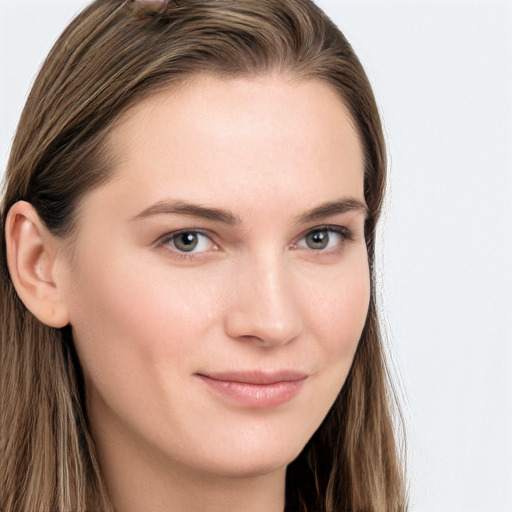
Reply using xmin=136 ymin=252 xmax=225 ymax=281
xmin=290 ymin=225 xmax=354 ymax=253
xmin=295 ymin=224 xmax=352 ymax=240
xmin=158 ymin=228 xmax=214 ymax=242
xmin=157 ymin=230 xmax=218 ymax=257
xmin=156 ymin=228 xmax=215 ymax=249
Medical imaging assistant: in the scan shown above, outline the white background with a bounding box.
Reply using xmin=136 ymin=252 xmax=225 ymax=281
xmin=1 ymin=1 xmax=511 ymax=511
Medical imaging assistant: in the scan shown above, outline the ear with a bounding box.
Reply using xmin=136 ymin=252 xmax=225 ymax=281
xmin=5 ymin=201 xmax=70 ymax=328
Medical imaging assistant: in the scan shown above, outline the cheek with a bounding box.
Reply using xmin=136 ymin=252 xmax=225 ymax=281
xmin=65 ymin=256 xmax=222 ymax=447
xmin=314 ymin=263 xmax=370 ymax=400
xmin=307 ymin=257 xmax=370 ymax=359
xmin=68 ymin=259 xmax=216 ymax=369
xmin=299 ymin=254 xmax=370 ymax=416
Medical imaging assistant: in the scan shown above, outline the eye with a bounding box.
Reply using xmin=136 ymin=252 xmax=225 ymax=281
xmin=294 ymin=227 xmax=352 ymax=251
xmin=162 ymin=230 xmax=215 ymax=254
xmin=305 ymin=230 xmax=331 ymax=250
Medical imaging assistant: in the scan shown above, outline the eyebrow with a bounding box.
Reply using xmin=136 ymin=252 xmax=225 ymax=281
xmin=296 ymin=198 xmax=368 ymax=224
xmin=132 ymin=197 xmax=368 ymax=225
xmin=132 ymin=199 xmax=241 ymax=225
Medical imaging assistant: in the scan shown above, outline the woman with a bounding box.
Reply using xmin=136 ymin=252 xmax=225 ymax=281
xmin=0 ymin=0 xmax=406 ymax=511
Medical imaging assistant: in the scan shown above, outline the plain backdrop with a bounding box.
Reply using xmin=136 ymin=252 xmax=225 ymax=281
xmin=1 ymin=1 xmax=511 ymax=511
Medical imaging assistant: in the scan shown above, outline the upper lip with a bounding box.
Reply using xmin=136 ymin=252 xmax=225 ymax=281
xmin=196 ymin=370 xmax=308 ymax=385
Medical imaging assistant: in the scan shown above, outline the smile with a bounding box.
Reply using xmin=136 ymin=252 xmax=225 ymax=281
xmin=195 ymin=371 xmax=308 ymax=408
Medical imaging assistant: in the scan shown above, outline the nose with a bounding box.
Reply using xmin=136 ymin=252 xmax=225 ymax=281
xmin=223 ymin=254 xmax=304 ymax=348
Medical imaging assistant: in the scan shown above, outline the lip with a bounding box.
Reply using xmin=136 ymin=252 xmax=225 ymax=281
xmin=196 ymin=370 xmax=308 ymax=408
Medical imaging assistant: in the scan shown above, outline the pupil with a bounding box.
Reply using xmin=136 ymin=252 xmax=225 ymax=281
xmin=307 ymin=230 xmax=329 ymax=249
xmin=175 ymin=233 xmax=198 ymax=252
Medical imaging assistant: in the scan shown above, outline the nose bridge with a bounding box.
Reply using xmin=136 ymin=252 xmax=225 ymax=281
xmin=224 ymin=249 xmax=303 ymax=347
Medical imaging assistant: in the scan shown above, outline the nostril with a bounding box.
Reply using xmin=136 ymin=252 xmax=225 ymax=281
xmin=224 ymin=309 xmax=303 ymax=348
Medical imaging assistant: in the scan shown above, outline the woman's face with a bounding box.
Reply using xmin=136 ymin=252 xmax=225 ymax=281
xmin=58 ymin=75 xmax=369 ymax=480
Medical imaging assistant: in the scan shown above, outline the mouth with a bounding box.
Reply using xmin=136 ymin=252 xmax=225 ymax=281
xmin=195 ymin=370 xmax=308 ymax=408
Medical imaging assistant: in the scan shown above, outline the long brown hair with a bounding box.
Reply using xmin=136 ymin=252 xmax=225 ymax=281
xmin=0 ymin=1 xmax=407 ymax=510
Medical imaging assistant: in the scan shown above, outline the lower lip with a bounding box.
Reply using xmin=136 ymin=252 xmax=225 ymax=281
xmin=197 ymin=376 xmax=306 ymax=408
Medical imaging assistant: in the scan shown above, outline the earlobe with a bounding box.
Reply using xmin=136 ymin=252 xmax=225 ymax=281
xmin=5 ymin=201 xmax=70 ymax=328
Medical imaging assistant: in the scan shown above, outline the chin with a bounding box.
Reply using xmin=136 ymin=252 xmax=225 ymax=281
xmin=192 ymin=434 xmax=309 ymax=479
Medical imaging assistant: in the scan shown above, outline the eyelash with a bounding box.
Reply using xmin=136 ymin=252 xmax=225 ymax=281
xmin=158 ymin=229 xmax=217 ymax=259
xmin=291 ymin=225 xmax=354 ymax=252
xmin=157 ymin=225 xmax=354 ymax=260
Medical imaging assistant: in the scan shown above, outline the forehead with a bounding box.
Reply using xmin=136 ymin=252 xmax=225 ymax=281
xmin=88 ymin=74 xmax=364 ymax=223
